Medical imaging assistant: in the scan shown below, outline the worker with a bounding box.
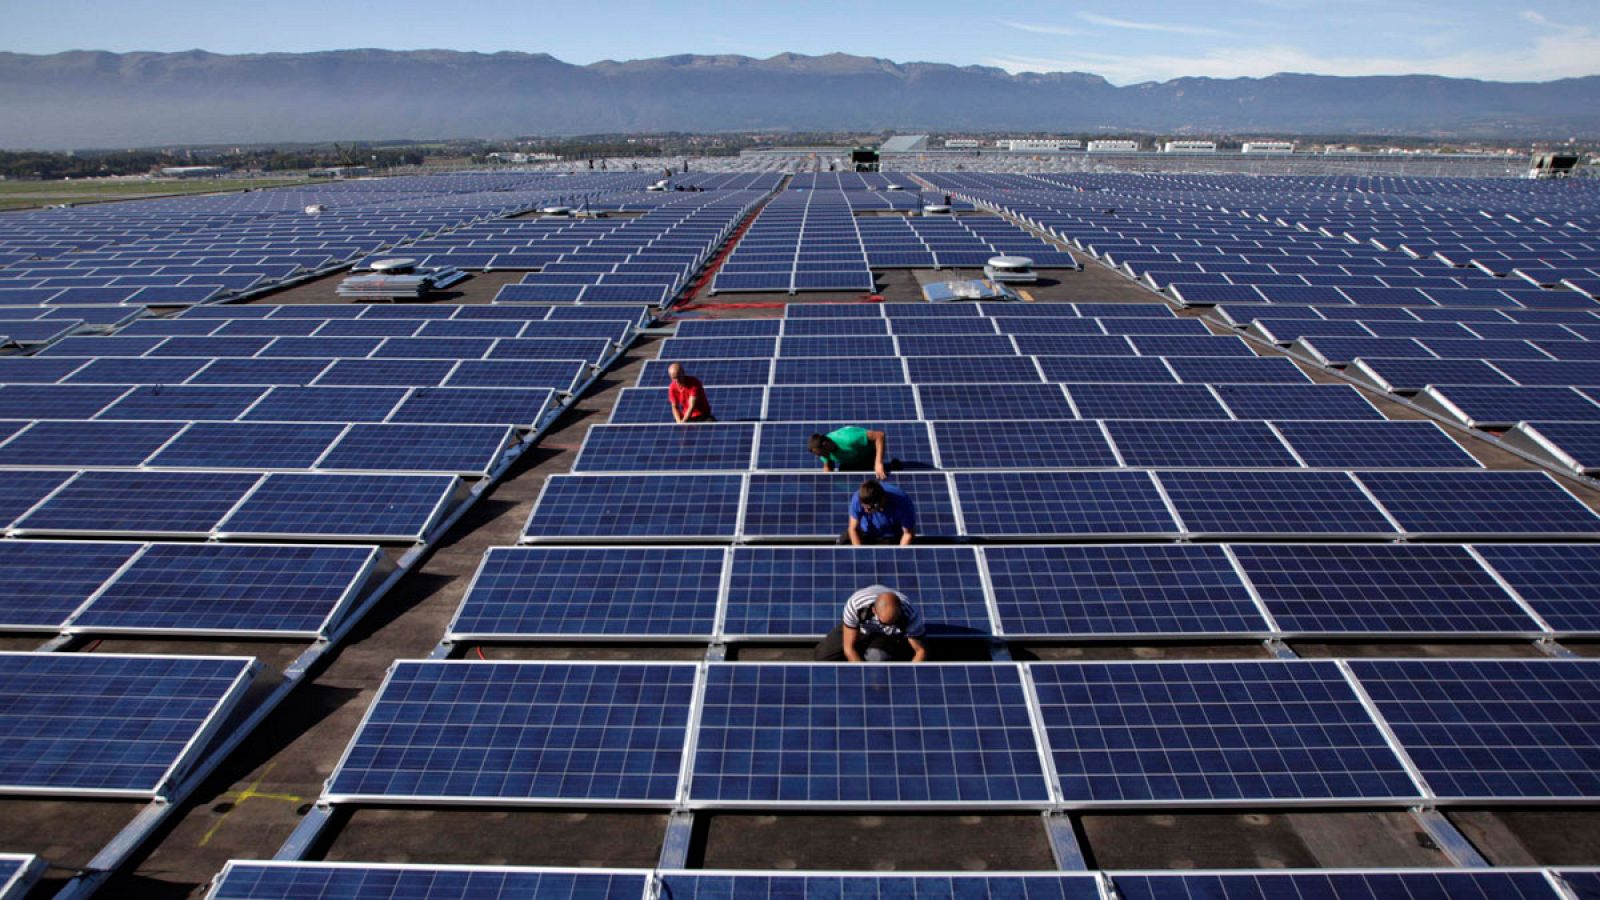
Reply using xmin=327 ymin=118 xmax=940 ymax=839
xmin=813 ymin=584 xmax=928 ymax=663
xmin=808 ymin=426 xmax=890 ymax=480
xmin=667 ymin=363 xmax=714 ymax=423
xmin=843 ymin=479 xmax=915 ymax=546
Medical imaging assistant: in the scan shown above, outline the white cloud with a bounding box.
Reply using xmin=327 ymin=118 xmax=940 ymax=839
xmin=1000 ymin=20 xmax=1081 ymax=37
xmin=1075 ymin=13 xmax=1233 ymax=38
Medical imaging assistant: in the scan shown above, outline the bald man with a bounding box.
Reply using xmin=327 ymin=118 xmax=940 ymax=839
xmin=666 ymin=362 xmax=714 ymax=423
xmin=813 ymin=584 xmax=928 ymax=663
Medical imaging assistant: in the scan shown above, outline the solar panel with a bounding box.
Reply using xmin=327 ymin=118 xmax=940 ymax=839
xmin=1231 ymin=543 xmax=1539 ymax=636
xmin=639 ymin=359 xmax=774 ymax=388
xmin=1424 ymin=338 xmax=1552 ymax=361
xmin=313 ymin=359 xmax=457 ymax=388
xmin=1356 ymin=471 xmax=1600 ymax=537
xmin=0 ymin=384 xmax=130 ymax=420
xmin=781 ymin=317 xmax=890 ymax=336
xmin=1072 ymin=383 xmax=1237 ymax=421
xmin=1012 ymin=335 xmax=1138 ymax=357
xmin=1159 ymin=470 xmax=1397 ymax=538
xmin=13 ymin=470 xmax=259 ymax=537
xmin=0 ymin=420 xmax=183 ymax=468
xmin=487 ymin=338 xmax=613 ymax=365
xmin=209 ymin=862 xmax=651 ymax=900
xmin=0 ymin=540 xmax=142 ymax=630
xmin=1128 ymin=335 xmax=1255 ymax=357
xmin=325 ymin=661 xmax=696 ymax=804
xmin=0 ymin=357 xmax=88 ymax=383
xmin=933 ymin=420 xmax=1118 ymax=468
xmin=785 ymin=304 xmax=884 ymax=318
xmin=955 ymin=471 xmax=1179 ymax=538
xmin=657 ymin=872 xmax=1101 ymax=900
xmin=1299 ymin=336 xmax=1433 ymax=366
xmin=985 ymin=545 xmax=1265 ymax=638
xmin=764 ymin=385 xmax=920 ymax=421
xmin=186 ymin=358 xmax=334 ymax=387
xmin=523 ymin=474 xmax=743 ymax=541
xmin=319 ymin=424 xmax=513 ymax=476
xmin=242 ymin=386 xmax=407 ymax=423
xmin=917 ymin=383 xmax=1073 ymax=420
xmin=0 ymin=652 xmax=255 ymax=797
xmin=61 ymin=357 xmax=212 ymax=385
xmin=1109 ymin=870 xmax=1560 ymax=900
xmin=96 ymin=385 xmax=267 ymax=422
xmin=147 ymin=336 xmax=276 ymax=358
xmin=1348 ymin=659 xmax=1600 ymax=801
xmin=722 ymin=546 xmax=990 ymax=638
xmin=608 ymin=386 xmax=768 ymax=426
xmin=314 ymin=319 xmax=426 ymax=338
xmin=1348 ymin=357 xmax=1515 ymax=392
xmin=905 ymin=356 xmax=1041 ymax=384
xmin=1474 ymin=544 xmax=1600 ymax=633
xmin=779 ymin=336 xmax=898 ymax=358
xmin=689 ymin=663 xmax=1050 ymax=806
xmin=896 ymin=335 xmax=1019 ymax=357
xmin=140 ymin=422 xmax=342 ymax=471
xmin=388 ymin=387 xmax=554 ymax=428
xmin=1034 ymin=356 xmax=1177 ymax=384
xmin=889 ymin=318 xmax=1000 ymax=336
xmin=0 ymin=855 xmax=42 ymax=900
xmin=1272 ymin=420 xmax=1481 ymax=469
xmin=675 ymin=319 xmax=781 ymax=338
xmin=574 ymin=424 xmax=755 ymax=472
xmin=218 ymin=473 xmax=457 ymax=541
xmin=756 ymin=422 xmax=934 ymax=471
xmin=1215 ymin=383 xmax=1384 ymax=420
xmin=991 ymin=318 xmax=1106 ymax=336
xmin=73 ymin=543 xmax=380 ymax=637
xmin=770 ymin=356 xmax=905 ymax=386
xmin=1495 ymin=360 xmax=1600 ymax=387
xmin=1030 ymin=660 xmax=1421 ymax=804
xmin=449 ymin=546 xmax=722 ymax=640
xmin=1426 ymin=385 xmax=1600 ymax=428
xmin=1104 ymin=420 xmax=1300 ymax=468
xmin=1163 ymin=356 xmax=1312 ymax=385
xmin=658 ymin=337 xmax=776 ymax=359
xmin=741 ymin=473 xmax=958 ymax=540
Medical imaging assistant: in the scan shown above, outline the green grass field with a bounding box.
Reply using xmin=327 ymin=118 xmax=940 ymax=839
xmin=0 ymin=178 xmax=308 ymax=211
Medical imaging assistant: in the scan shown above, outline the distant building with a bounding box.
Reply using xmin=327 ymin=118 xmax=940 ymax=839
xmin=1086 ymin=140 xmax=1140 ymax=152
xmin=880 ymin=135 xmax=931 ymax=152
xmin=943 ymin=139 xmax=984 ymax=149
xmin=1000 ymin=139 xmax=1081 ymax=152
xmin=158 ymin=166 xmax=228 ymax=178
xmin=1241 ymin=142 xmax=1295 ymax=154
xmin=307 ymin=166 xmax=371 ymax=179
xmin=1162 ymin=141 xmax=1218 ymax=153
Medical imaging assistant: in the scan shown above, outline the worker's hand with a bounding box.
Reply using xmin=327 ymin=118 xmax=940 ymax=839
xmin=875 ymin=464 xmax=888 ymax=480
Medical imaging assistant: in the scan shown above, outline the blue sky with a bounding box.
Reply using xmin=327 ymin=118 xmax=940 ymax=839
xmin=5 ymin=0 xmax=1597 ymax=83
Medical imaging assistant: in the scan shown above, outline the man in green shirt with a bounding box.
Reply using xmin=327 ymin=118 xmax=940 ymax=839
xmin=808 ymin=426 xmax=889 ymax=480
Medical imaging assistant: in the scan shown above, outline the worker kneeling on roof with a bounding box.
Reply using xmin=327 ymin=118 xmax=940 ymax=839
xmin=814 ymin=584 xmax=928 ymax=663
xmin=842 ymin=478 xmax=916 ymax=546
xmin=808 ymin=426 xmax=891 ymax=480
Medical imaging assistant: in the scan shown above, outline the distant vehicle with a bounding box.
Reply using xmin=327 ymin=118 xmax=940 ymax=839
xmin=984 ymin=255 xmax=1038 ymax=283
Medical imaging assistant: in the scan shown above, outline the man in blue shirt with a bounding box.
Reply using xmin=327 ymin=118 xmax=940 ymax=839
xmin=842 ymin=479 xmax=916 ymax=546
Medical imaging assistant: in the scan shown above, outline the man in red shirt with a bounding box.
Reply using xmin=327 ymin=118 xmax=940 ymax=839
xmin=667 ymin=362 xmax=715 ymax=423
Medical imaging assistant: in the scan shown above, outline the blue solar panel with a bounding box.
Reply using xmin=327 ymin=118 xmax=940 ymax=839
xmin=14 ymin=470 xmax=258 ymax=537
xmin=658 ymin=337 xmax=776 ymax=360
xmin=1474 ymin=544 xmax=1600 ymax=633
xmin=741 ymin=472 xmax=958 ymax=540
xmin=1128 ymin=335 xmax=1256 ymax=357
xmin=314 ymin=319 xmax=426 ymax=338
xmin=444 ymin=360 xmax=587 ymax=392
xmin=0 ymin=357 xmax=89 ymax=383
xmin=219 ymin=473 xmax=457 ymax=541
xmin=389 ymin=387 xmax=554 ymax=429
xmin=0 ymin=470 xmax=75 ymax=527
xmin=1098 ymin=318 xmax=1212 ymax=336
xmin=785 ymin=304 xmax=885 ymax=318
xmin=0 ymin=384 xmax=130 ymax=419
xmin=0 ymin=420 xmax=183 ymax=468
xmin=1069 ymin=384 xmax=1231 ymax=420
xmin=1104 ymin=420 xmax=1300 ymax=468
xmin=1035 ymin=356 xmax=1177 ymax=383
xmin=712 ymin=272 xmax=791 ymax=293
xmin=1300 ymin=336 xmax=1433 ymax=365
xmin=1160 ymin=470 xmax=1397 ymax=537
xmin=1357 ymin=471 xmax=1600 ymax=537
xmin=770 ymin=356 xmax=904 ymax=386
xmin=242 ymin=386 xmax=407 ymax=423
xmin=1232 ymin=544 xmax=1538 ymax=635
xmin=1350 ymin=357 xmax=1515 ymax=391
xmin=1213 ymin=384 xmax=1383 ymax=420
xmin=638 ymin=359 xmax=773 ymax=388
xmin=675 ymin=319 xmax=782 ymax=338
xmin=496 ymin=283 xmax=586 ymax=303
xmin=40 ymin=335 xmax=167 ymax=357
xmin=779 ymin=336 xmax=898 ymax=358
xmin=722 ymin=546 xmax=989 ymax=638
xmin=933 ymin=420 xmax=1118 ymax=468
xmin=1271 ymin=421 xmax=1481 ymax=469
xmin=896 ymin=335 xmax=1019 ymax=357
xmin=0 ymin=540 xmax=142 ymax=630
xmin=1428 ymin=385 xmax=1600 ymax=428
xmin=905 ymin=356 xmax=1041 ymax=384
xmin=1169 ymin=283 xmax=1265 ymax=305
xmin=60 ymin=357 xmax=212 ymax=385
xmin=143 ymin=422 xmax=342 ymax=471
xmin=781 ymin=317 xmax=890 ymax=336
xmin=147 ymin=336 xmax=276 ymax=358
xmin=985 ymin=545 xmax=1265 ymax=637
xmin=313 ymin=359 xmax=456 ymax=387
xmin=690 ymin=663 xmax=1050 ymax=806
xmin=890 ymin=318 xmax=1000 ymax=336
xmin=1496 ymin=360 xmax=1600 ymax=387
xmin=416 ymin=320 xmax=524 ymax=339
xmin=210 ymin=862 xmax=650 ymax=900
xmin=1030 ymin=661 xmax=1421 ymax=803
xmin=450 ymin=546 xmax=723 ymax=639
xmin=486 ymin=338 xmax=615 ymax=365
xmin=991 ymin=318 xmax=1106 ymax=336
xmin=1349 ymin=659 xmax=1600 ymax=800
xmin=0 ymin=652 xmax=254 ymax=796
xmin=187 ymin=358 xmax=334 ymax=386
xmin=1012 ymin=335 xmax=1138 ymax=356
xmin=1424 ymin=338 xmax=1552 ymax=361
xmin=575 ymin=424 xmax=754 ymax=472
xmin=0 ymin=854 xmax=42 ymax=900
xmin=955 ymin=471 xmax=1178 ymax=537
xmin=96 ymin=385 xmax=267 ymax=422
xmin=524 ymin=474 xmax=743 ymax=541
xmin=326 ymin=661 xmax=696 ymax=804
xmin=74 ymin=543 xmax=379 ymax=636
xmin=320 ymin=424 xmax=513 ymax=476
xmin=609 ymin=386 xmax=765 ymax=424
xmin=765 ymin=385 xmax=919 ymax=421
xmin=918 ymin=383 xmax=1073 ymax=420
xmin=256 ymin=337 xmax=382 ymax=360
xmin=1110 ymin=870 xmax=1558 ymax=900
xmin=658 ymin=873 xmax=1100 ymax=900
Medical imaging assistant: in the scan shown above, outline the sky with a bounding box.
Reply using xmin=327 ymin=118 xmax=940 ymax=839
xmin=3 ymin=0 xmax=1598 ymax=84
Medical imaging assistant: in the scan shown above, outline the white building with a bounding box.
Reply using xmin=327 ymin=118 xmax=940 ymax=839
xmin=1162 ymin=141 xmax=1218 ymax=153
xmin=1086 ymin=140 xmax=1140 ymax=152
xmin=943 ymin=139 xmax=984 ymax=149
xmin=1000 ymin=139 xmax=1081 ymax=152
xmin=1242 ymin=142 xmax=1296 ymax=154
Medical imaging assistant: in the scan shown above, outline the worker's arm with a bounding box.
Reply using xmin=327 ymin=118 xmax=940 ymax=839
xmin=683 ymin=391 xmax=704 ymax=422
xmin=898 ymin=525 xmax=915 ymax=546
xmin=868 ymin=430 xmax=888 ymax=479
xmin=821 ymin=458 xmax=835 ymax=472
xmin=669 ymin=392 xmax=686 ymax=424
xmin=847 ymin=516 xmax=863 ymax=546
xmin=907 ymin=636 xmax=928 ymax=663
xmin=841 ymin=626 xmax=864 ymax=663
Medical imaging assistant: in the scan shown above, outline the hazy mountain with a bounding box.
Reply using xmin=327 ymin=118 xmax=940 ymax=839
xmin=0 ymin=49 xmax=1594 ymax=148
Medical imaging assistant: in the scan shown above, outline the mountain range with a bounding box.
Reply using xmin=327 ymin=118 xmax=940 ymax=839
xmin=1 ymin=49 xmax=1595 ymax=149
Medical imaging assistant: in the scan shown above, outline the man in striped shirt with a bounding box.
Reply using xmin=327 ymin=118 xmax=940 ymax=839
xmin=813 ymin=584 xmax=928 ymax=663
